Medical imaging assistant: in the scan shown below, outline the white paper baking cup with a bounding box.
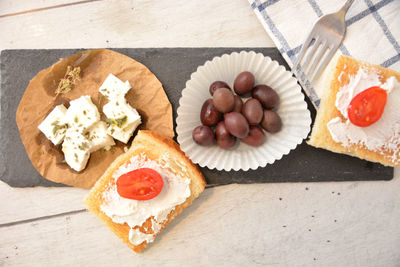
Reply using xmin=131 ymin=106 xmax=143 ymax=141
xmin=176 ymin=51 xmax=311 ymax=171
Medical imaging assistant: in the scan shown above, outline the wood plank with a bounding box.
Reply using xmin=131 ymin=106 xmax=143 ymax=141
xmin=1 ymin=182 xmax=399 ymax=265
xmin=0 ymin=182 xmax=87 ymax=225
xmin=0 ymin=0 xmax=273 ymax=50
xmin=0 ymin=0 xmax=95 ymax=16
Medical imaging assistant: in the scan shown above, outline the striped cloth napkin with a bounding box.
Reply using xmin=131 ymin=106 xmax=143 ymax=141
xmin=249 ymin=0 xmax=400 ymax=106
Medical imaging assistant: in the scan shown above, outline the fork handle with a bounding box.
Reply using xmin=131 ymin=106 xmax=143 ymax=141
xmin=339 ymin=0 xmax=355 ymax=16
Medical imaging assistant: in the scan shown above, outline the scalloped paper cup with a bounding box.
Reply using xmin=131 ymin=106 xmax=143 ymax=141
xmin=176 ymin=51 xmax=311 ymax=171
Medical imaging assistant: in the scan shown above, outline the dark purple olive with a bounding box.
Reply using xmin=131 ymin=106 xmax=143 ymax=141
xmin=224 ymin=112 xmax=249 ymax=138
xmin=213 ymin=88 xmax=235 ymax=113
xmin=242 ymin=98 xmax=263 ymax=125
xmin=233 ymin=95 xmax=243 ymax=113
xmin=261 ymin=110 xmax=282 ymax=133
xmin=192 ymin=125 xmax=215 ymax=146
xmin=215 ymin=121 xmax=236 ymax=149
xmin=252 ymin=85 xmax=279 ymax=109
xmin=209 ymin=81 xmax=231 ymax=96
xmin=234 ymin=71 xmax=255 ymax=95
xmin=200 ymin=99 xmax=222 ymax=126
xmin=241 ymin=125 xmax=265 ymax=146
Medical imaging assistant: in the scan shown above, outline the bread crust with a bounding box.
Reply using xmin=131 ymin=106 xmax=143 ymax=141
xmin=84 ymin=130 xmax=205 ymax=252
xmin=308 ymin=55 xmax=400 ymax=166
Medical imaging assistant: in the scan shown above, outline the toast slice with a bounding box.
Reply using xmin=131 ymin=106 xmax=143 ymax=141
xmin=84 ymin=130 xmax=206 ymax=253
xmin=308 ymin=55 xmax=400 ymax=166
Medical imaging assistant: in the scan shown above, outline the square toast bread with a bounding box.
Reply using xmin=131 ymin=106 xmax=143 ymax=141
xmin=308 ymin=55 xmax=400 ymax=167
xmin=84 ymin=130 xmax=206 ymax=253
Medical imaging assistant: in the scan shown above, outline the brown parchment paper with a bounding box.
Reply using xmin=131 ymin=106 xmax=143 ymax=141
xmin=16 ymin=49 xmax=174 ymax=189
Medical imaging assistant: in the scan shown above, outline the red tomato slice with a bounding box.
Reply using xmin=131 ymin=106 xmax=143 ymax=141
xmin=116 ymin=168 xmax=163 ymax=200
xmin=347 ymin=86 xmax=387 ymax=127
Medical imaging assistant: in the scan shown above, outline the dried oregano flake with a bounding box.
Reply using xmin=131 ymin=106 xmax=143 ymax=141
xmin=104 ymin=115 xmax=127 ymax=128
xmin=55 ymin=66 xmax=81 ymax=95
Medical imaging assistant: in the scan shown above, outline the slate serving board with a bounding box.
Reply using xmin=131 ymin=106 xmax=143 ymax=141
xmin=0 ymin=48 xmax=393 ymax=188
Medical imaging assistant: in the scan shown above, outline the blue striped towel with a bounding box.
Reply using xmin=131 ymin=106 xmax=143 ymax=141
xmin=249 ymin=0 xmax=400 ymax=107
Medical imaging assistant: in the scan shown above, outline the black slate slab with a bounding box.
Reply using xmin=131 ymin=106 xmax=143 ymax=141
xmin=0 ymin=48 xmax=393 ymax=188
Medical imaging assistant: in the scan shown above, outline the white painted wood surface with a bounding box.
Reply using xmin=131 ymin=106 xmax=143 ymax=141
xmin=0 ymin=0 xmax=271 ymax=49
xmin=0 ymin=0 xmax=399 ymax=266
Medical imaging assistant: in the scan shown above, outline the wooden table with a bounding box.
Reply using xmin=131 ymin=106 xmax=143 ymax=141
xmin=1 ymin=1 xmax=399 ymax=266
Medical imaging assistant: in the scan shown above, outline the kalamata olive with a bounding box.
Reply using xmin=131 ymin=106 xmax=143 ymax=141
xmin=215 ymin=121 xmax=236 ymax=149
xmin=252 ymin=85 xmax=279 ymax=109
xmin=192 ymin=125 xmax=215 ymax=146
xmin=233 ymin=95 xmax=243 ymax=112
xmin=241 ymin=125 xmax=265 ymax=146
xmin=200 ymin=99 xmax=222 ymax=126
xmin=209 ymin=81 xmax=231 ymax=96
xmin=213 ymin=88 xmax=235 ymax=113
xmin=224 ymin=112 xmax=249 ymax=138
xmin=234 ymin=71 xmax=255 ymax=95
xmin=261 ymin=110 xmax=282 ymax=133
xmin=242 ymin=98 xmax=263 ymax=125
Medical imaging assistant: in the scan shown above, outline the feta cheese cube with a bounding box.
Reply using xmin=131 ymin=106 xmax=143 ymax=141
xmin=85 ymin=121 xmax=115 ymax=152
xmin=103 ymin=99 xmax=141 ymax=143
xmin=65 ymin=95 xmax=100 ymax=132
xmin=38 ymin=104 xmax=68 ymax=145
xmin=99 ymin=74 xmax=131 ymax=99
xmin=107 ymin=119 xmax=141 ymax=143
xmin=103 ymin=99 xmax=141 ymax=127
xmin=62 ymin=129 xmax=92 ymax=172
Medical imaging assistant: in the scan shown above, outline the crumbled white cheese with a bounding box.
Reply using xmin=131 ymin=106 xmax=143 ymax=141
xmin=38 ymin=74 xmax=142 ymax=172
xmin=65 ymin=95 xmax=100 ymax=132
xmin=99 ymin=74 xmax=141 ymax=143
xmin=38 ymin=104 xmax=68 ymax=145
xmin=99 ymin=73 xmax=131 ymax=99
xmin=108 ymin=119 xmax=141 ymax=144
xmin=85 ymin=121 xmax=115 ymax=152
xmin=103 ymin=99 xmax=141 ymax=126
xmin=62 ymin=129 xmax=91 ymax=172
xmin=103 ymin=99 xmax=141 ymax=143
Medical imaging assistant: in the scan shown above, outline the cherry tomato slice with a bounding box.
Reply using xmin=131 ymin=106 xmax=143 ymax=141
xmin=116 ymin=168 xmax=163 ymax=200
xmin=347 ymin=86 xmax=387 ymax=127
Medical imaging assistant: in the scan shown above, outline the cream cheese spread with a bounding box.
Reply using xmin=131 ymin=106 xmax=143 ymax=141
xmin=327 ymin=68 xmax=400 ymax=163
xmin=100 ymin=153 xmax=191 ymax=246
xmin=129 ymin=228 xmax=155 ymax=246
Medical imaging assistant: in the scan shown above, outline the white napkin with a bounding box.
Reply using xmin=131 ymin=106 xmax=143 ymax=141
xmin=249 ymin=0 xmax=400 ymax=106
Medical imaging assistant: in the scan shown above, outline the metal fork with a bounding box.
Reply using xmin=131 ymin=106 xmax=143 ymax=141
xmin=292 ymin=0 xmax=355 ymax=95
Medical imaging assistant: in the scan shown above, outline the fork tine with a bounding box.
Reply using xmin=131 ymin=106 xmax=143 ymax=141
xmin=300 ymin=37 xmax=321 ymax=75
xmin=306 ymin=41 xmax=327 ymax=78
xmin=291 ymin=32 xmax=316 ymax=74
xmin=311 ymin=47 xmax=337 ymax=83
